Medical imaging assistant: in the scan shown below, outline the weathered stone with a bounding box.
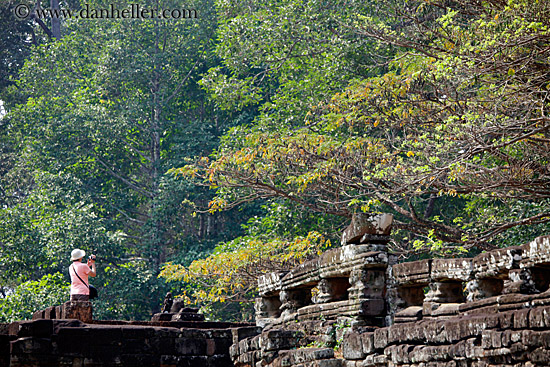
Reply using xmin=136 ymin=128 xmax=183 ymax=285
xmin=314 ymin=278 xmax=350 ymax=304
xmin=466 ymin=278 xmax=504 ymax=302
xmin=9 ymin=320 xmax=53 ymax=338
xmin=342 ymin=332 xmax=365 ymax=360
xmin=473 ymin=246 xmax=522 ymax=279
xmin=392 ymin=260 xmax=431 ymax=286
xmin=424 ymin=282 xmax=464 ymax=304
xmin=431 ymin=258 xmax=472 ymax=282
xmin=348 ymin=269 xmax=386 ymax=301
xmin=521 ymin=236 xmax=550 ymax=268
xmin=394 ymin=306 xmax=423 ymax=323
xmin=341 ymin=213 xmax=393 ymax=245
xmin=281 ymin=258 xmax=321 ymax=290
xmin=279 ymin=289 xmax=312 ymax=317
xmin=373 ymin=328 xmax=388 ymax=350
xmin=261 ymin=329 xmax=305 ymax=352
xmin=232 ymin=326 xmax=262 ymax=345
xmin=258 ymin=272 xmax=286 ymax=297
xmin=423 ymin=303 xmax=460 ymax=318
xmin=62 ymin=301 xmax=92 ymax=323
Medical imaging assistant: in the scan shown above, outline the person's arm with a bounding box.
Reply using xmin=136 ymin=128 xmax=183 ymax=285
xmin=87 ymin=257 xmax=97 ymax=277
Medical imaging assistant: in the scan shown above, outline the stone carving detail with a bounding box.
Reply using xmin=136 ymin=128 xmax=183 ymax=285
xmin=314 ymin=278 xmax=350 ymax=303
xmin=162 ymin=291 xmax=173 ymax=313
xmin=279 ymin=289 xmax=311 ymax=318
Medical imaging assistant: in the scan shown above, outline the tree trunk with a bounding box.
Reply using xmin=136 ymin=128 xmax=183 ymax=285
xmin=50 ymin=0 xmax=61 ymax=38
xmin=149 ymin=16 xmax=163 ymax=270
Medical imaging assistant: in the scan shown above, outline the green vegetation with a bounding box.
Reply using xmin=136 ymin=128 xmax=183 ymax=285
xmin=1 ymin=0 xmax=548 ymax=322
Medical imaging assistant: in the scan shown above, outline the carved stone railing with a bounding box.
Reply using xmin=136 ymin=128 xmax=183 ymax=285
xmin=233 ymin=213 xmax=550 ymax=367
xmin=256 ymin=213 xmax=394 ymax=328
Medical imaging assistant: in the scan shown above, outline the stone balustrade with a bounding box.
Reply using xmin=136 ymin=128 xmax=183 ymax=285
xmin=233 ymin=213 xmax=550 ymax=367
xmin=256 ymin=213 xmax=395 ymax=329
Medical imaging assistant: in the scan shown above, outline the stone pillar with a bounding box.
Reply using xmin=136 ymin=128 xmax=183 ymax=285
xmin=348 ymin=269 xmax=386 ymax=300
xmin=466 ymin=278 xmax=504 ymax=302
xmin=255 ymin=296 xmax=282 ymax=327
xmin=314 ymin=278 xmax=350 ymax=304
xmin=423 ymin=281 xmax=464 ymax=319
xmin=62 ymin=301 xmax=92 ymax=323
xmin=279 ymin=289 xmax=312 ymax=318
xmin=348 ymin=269 xmax=386 ymax=325
xmin=424 ymin=281 xmax=463 ymax=303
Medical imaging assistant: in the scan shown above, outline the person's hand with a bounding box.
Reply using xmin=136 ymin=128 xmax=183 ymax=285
xmin=87 ymin=255 xmax=96 ymax=266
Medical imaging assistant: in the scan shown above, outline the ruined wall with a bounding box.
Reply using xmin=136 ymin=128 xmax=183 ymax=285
xmin=232 ymin=213 xmax=550 ymax=367
xmin=0 ymin=318 xmax=259 ymax=367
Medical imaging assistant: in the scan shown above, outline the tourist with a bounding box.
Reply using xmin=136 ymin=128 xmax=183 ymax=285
xmin=69 ymin=249 xmax=97 ymax=301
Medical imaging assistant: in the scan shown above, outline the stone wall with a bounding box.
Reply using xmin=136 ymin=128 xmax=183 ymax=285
xmin=232 ymin=213 xmax=550 ymax=367
xmin=0 ymin=318 xmax=259 ymax=367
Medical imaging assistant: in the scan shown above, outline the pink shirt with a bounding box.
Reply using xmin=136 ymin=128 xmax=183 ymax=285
xmin=69 ymin=262 xmax=91 ymax=295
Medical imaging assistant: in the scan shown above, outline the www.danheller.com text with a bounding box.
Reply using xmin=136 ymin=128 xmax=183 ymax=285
xmin=15 ymin=3 xmax=198 ymax=20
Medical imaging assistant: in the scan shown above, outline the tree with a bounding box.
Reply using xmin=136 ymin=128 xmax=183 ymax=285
xmin=177 ymin=0 xmax=549 ymax=255
xmin=1 ymin=0 xmax=258 ymax=319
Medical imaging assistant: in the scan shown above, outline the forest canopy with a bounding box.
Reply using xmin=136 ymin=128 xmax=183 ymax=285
xmin=1 ymin=0 xmax=549 ymax=321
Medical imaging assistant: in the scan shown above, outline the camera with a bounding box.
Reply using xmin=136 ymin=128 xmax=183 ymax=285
xmin=89 ymin=255 xmax=96 ymax=261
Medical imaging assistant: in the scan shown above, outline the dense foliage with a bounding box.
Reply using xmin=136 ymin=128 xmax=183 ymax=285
xmin=165 ymin=0 xmax=549 ymax=306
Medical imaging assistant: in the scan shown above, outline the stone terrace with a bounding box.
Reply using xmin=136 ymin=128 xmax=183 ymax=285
xmin=233 ymin=213 xmax=550 ymax=367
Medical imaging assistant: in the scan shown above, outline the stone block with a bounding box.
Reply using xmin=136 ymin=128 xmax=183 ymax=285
xmin=9 ymin=320 xmax=53 ymax=338
xmin=423 ymin=303 xmax=460 ymax=317
xmin=473 ymin=246 xmax=522 ymax=279
xmin=360 ymin=332 xmax=375 ymax=354
xmin=424 ymin=282 xmax=464 ymax=304
xmin=392 ymin=260 xmax=430 ymax=286
xmin=513 ymin=309 xmax=530 ymax=329
xmin=120 ymin=353 xmax=160 ymax=367
xmin=277 ymin=347 xmax=335 ymax=365
xmin=152 ymin=313 xmax=175 ymax=322
xmin=281 ymin=258 xmax=321 ymax=290
xmin=44 ymin=307 xmax=57 ymax=320
xmin=62 ymin=301 xmax=92 ymax=323
xmin=174 ymin=337 xmax=207 ymax=356
xmin=231 ymin=326 xmax=261 ymax=345
xmin=342 ymin=332 xmax=365 ymax=360
xmin=528 ymin=306 xmax=550 ymax=328
xmin=10 ymin=337 xmax=53 ymax=356
xmin=341 ymin=213 xmax=393 ymax=245
xmin=373 ymin=328 xmax=388 ymax=350
xmin=394 ymin=306 xmax=423 ymax=322
xmin=258 ymin=272 xmax=286 ymax=297
xmin=349 ymin=269 xmax=386 ymax=301
xmin=261 ymin=329 xmax=305 ymax=352
xmin=431 ymin=258 xmax=472 ymax=282
xmin=56 ymin=327 xmax=92 ymax=355
xmin=31 ymin=310 xmax=45 ymax=320
xmin=521 ymin=236 xmax=550 ymax=268
xmin=172 ymin=312 xmax=205 ymax=322
xmin=55 ymin=305 xmax=63 ymax=319
xmin=121 ymin=325 xmax=156 ymax=340
xmin=466 ymin=278 xmax=504 ymax=302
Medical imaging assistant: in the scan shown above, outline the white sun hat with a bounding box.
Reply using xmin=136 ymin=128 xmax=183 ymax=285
xmin=70 ymin=249 xmax=86 ymax=261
